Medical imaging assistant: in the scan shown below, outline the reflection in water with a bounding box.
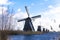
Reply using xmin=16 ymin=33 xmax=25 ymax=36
xmin=8 ymin=32 xmax=60 ymax=40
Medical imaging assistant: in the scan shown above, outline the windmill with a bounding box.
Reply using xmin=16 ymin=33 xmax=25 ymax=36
xmin=37 ymin=26 xmax=41 ymax=32
xmin=50 ymin=26 xmax=53 ymax=30
xmin=59 ymin=24 xmax=60 ymax=28
xmin=18 ymin=6 xmax=41 ymax=31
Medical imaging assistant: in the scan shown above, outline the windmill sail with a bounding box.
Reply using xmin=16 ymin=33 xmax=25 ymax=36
xmin=25 ymin=6 xmax=30 ymax=17
xmin=18 ymin=18 xmax=26 ymax=22
xmin=32 ymin=15 xmax=41 ymax=18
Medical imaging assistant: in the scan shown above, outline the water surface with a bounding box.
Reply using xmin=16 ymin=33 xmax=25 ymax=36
xmin=8 ymin=32 xmax=60 ymax=40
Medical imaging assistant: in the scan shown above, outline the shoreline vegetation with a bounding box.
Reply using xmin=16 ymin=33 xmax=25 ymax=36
xmin=0 ymin=30 xmax=48 ymax=35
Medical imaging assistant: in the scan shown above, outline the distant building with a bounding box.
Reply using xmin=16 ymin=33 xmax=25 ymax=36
xmin=46 ymin=29 xmax=49 ymax=32
xmin=59 ymin=24 xmax=60 ymax=28
xmin=37 ymin=26 xmax=41 ymax=32
xmin=43 ymin=28 xmax=45 ymax=32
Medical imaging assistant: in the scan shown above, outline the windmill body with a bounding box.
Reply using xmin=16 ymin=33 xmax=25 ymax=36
xmin=23 ymin=17 xmax=35 ymax=31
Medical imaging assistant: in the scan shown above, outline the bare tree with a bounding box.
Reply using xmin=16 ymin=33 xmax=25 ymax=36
xmin=0 ymin=5 xmax=15 ymax=30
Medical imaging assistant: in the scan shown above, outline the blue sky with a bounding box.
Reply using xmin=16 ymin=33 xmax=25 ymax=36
xmin=0 ymin=0 xmax=60 ymax=31
xmin=9 ymin=0 xmax=56 ymax=15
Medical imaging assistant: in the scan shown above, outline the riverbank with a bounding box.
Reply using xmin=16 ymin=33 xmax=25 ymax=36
xmin=0 ymin=30 xmax=48 ymax=35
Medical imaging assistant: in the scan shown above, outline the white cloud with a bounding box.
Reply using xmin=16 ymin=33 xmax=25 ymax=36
xmin=0 ymin=0 xmax=8 ymax=4
xmin=0 ymin=0 xmax=14 ymax=5
xmin=13 ymin=9 xmax=28 ymax=20
xmin=38 ymin=6 xmax=60 ymax=31
xmin=49 ymin=7 xmax=60 ymax=14
xmin=0 ymin=0 xmax=14 ymax=15
xmin=48 ymin=5 xmax=54 ymax=9
xmin=17 ymin=8 xmax=21 ymax=12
